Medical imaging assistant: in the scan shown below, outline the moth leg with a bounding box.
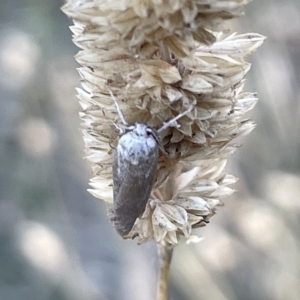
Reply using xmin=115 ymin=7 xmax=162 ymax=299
xmin=157 ymin=106 xmax=193 ymax=134
xmin=157 ymin=141 xmax=170 ymax=157
xmin=146 ymin=128 xmax=170 ymax=157
xmin=112 ymin=122 xmax=126 ymax=135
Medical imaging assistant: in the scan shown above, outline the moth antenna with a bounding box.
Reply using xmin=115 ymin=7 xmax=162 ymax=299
xmin=157 ymin=106 xmax=193 ymax=134
xmin=107 ymin=87 xmax=128 ymax=125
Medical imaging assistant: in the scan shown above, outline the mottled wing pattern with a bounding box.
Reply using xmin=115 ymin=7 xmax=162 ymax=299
xmin=111 ymin=146 xmax=158 ymax=236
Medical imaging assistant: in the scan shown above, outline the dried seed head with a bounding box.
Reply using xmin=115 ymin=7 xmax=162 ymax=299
xmin=62 ymin=0 xmax=265 ymax=244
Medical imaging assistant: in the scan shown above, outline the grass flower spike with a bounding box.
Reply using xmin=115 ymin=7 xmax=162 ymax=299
xmin=62 ymin=0 xmax=264 ymax=245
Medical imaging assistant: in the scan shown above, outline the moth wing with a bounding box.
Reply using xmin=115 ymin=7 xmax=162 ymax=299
xmin=112 ymin=148 xmax=158 ymax=236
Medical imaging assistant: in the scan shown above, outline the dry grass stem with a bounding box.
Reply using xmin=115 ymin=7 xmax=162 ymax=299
xmin=157 ymin=243 xmax=174 ymax=300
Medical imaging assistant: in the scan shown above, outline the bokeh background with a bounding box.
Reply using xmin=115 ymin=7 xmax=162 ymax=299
xmin=1 ymin=1 xmax=299 ymax=300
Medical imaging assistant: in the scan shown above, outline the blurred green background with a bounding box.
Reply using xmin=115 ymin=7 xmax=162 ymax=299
xmin=1 ymin=1 xmax=299 ymax=300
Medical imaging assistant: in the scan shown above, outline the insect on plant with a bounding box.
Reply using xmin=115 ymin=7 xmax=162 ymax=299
xmin=108 ymin=89 xmax=192 ymax=237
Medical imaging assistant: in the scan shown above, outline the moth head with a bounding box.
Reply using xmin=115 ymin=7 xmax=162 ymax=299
xmin=131 ymin=123 xmax=149 ymax=137
xmin=122 ymin=123 xmax=156 ymax=137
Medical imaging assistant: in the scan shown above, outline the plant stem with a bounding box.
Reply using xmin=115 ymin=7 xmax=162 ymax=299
xmin=157 ymin=243 xmax=174 ymax=300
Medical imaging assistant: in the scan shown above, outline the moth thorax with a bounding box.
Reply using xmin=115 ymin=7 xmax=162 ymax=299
xmin=117 ymin=123 xmax=158 ymax=165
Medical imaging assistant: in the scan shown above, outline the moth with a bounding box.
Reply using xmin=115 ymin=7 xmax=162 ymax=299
xmin=109 ymin=90 xmax=192 ymax=237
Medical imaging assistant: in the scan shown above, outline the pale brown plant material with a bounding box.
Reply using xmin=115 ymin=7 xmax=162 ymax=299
xmin=62 ymin=0 xmax=265 ymax=245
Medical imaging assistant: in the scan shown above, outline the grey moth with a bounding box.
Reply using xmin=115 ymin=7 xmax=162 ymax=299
xmin=108 ymin=90 xmax=192 ymax=237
